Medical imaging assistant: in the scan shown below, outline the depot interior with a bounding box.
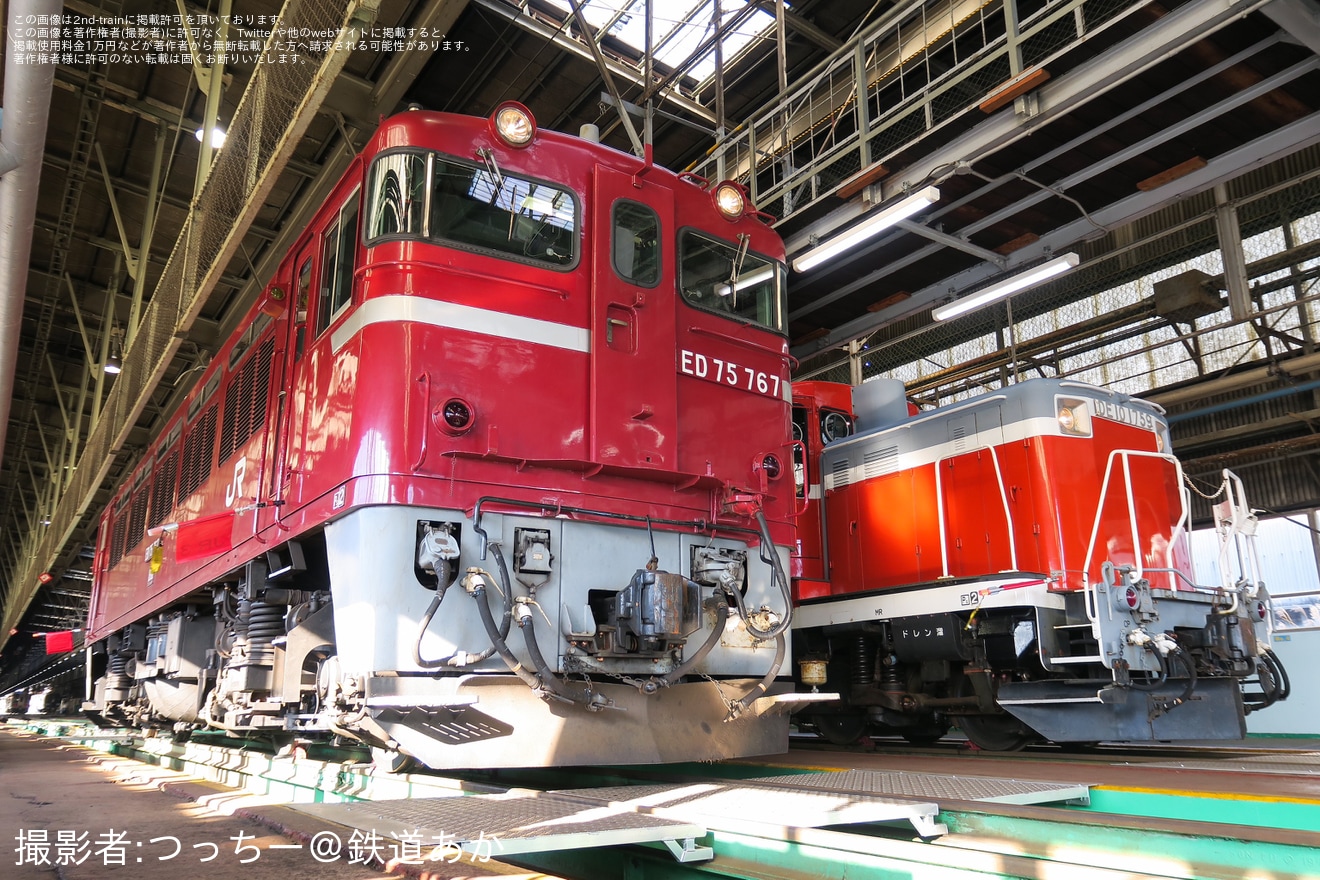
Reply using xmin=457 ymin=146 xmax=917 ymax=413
xmin=0 ymin=0 xmax=1319 ymax=740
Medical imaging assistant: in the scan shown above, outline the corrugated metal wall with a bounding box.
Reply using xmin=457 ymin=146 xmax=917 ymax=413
xmin=1185 ymin=456 xmax=1320 ymax=526
xmin=1190 ymin=511 xmax=1320 ymax=596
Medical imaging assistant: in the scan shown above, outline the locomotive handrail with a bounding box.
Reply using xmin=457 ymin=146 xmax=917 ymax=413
xmin=1059 ymin=380 xmax=1119 ymax=396
xmin=413 ymin=371 xmax=431 ymax=471
xmin=1218 ymin=468 xmax=1264 ymax=598
xmin=791 ymin=440 xmax=810 ymax=517
xmin=1208 ymin=468 xmax=1267 ymax=627
xmin=935 ymin=452 xmax=948 ymax=577
xmin=1136 ymin=566 xmax=1209 ymax=593
xmin=470 ymin=495 xmax=762 ymax=559
xmin=1057 ymin=382 xmax=1167 ymax=415
xmin=1081 ymin=448 xmax=1186 ymax=627
xmin=988 ymin=446 xmax=1019 ymax=574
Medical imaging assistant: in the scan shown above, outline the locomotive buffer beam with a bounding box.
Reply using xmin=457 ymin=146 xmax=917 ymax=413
xmin=996 ymin=677 xmax=1247 ymax=742
xmin=755 ymin=691 xmax=840 ymax=714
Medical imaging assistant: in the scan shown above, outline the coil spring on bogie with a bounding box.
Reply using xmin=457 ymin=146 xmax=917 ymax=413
xmin=243 ymin=600 xmax=286 ymax=666
xmin=247 ymin=601 xmax=285 ymax=645
xmin=880 ymin=654 xmax=903 ymax=693
xmin=850 ymin=635 xmax=877 ymax=686
xmin=105 ymin=653 xmax=133 ymax=691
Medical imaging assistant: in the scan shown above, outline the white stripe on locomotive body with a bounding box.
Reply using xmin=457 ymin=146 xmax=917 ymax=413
xmin=334 ymin=296 xmax=794 ymax=404
xmin=332 ymin=294 xmax=592 ymax=354
xmin=792 ymin=577 xmax=1062 ymax=630
xmin=821 ymin=380 xmax=1165 ymax=491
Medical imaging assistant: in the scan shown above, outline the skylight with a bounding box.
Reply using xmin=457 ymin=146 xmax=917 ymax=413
xmin=543 ymin=0 xmax=780 ymax=86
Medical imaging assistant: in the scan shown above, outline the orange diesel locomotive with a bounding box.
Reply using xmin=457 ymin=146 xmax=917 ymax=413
xmin=791 ymin=378 xmax=1288 ymax=748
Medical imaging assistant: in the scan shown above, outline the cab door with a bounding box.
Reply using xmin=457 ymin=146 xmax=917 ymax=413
xmin=277 ymin=247 xmax=316 ymax=508
xmin=589 ymin=166 xmax=676 ymax=469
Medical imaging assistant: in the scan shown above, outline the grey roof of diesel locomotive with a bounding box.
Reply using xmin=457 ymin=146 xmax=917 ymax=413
xmin=820 ymin=379 xmax=1167 ymax=485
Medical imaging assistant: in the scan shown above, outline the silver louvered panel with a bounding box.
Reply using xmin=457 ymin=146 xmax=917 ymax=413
xmin=863 ymin=446 xmax=899 ymax=478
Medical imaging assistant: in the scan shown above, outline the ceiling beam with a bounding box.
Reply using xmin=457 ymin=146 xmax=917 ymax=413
xmin=787 ymin=55 xmax=1318 ymax=322
xmin=469 ymin=0 xmax=716 ymax=124
xmin=753 ymin=0 xmax=842 ymax=52
xmin=793 ymin=113 xmax=1320 ymax=359
xmin=1263 ymin=0 xmax=1320 ymax=54
xmin=784 ymin=0 xmax=1282 ymax=260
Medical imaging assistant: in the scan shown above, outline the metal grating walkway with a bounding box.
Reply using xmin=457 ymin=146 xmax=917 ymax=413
xmin=746 ymin=769 xmax=1093 ymax=805
xmin=557 ymin=778 xmax=946 ymax=837
xmin=293 ymin=791 xmax=714 ymax=862
xmin=1138 ymin=755 xmax=1320 ymax=775
xmin=293 ymin=767 xmax=1093 ymax=861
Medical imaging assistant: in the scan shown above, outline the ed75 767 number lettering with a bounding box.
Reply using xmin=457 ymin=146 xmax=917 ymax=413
xmin=678 ymin=349 xmax=781 ymax=399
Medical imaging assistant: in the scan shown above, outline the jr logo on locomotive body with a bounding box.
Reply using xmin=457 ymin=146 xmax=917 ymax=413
xmin=224 ymin=457 xmax=247 ymax=508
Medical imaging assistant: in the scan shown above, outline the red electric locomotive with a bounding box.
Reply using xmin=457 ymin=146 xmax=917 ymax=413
xmin=790 ymin=377 xmax=1289 ymax=748
xmin=83 ymin=104 xmax=803 ymax=768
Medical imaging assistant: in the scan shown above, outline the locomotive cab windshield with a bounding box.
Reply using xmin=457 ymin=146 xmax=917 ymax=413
xmin=366 ymin=149 xmax=579 ymax=268
xmin=679 ymin=229 xmax=786 ymax=333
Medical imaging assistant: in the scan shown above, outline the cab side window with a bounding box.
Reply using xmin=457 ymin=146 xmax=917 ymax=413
xmin=315 ymin=191 xmax=360 ymax=337
xmin=612 ymin=200 xmax=660 ymax=287
xmin=295 ymin=254 xmax=312 ymax=359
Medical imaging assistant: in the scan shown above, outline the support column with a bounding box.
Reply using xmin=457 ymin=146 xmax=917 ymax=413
xmin=848 ymin=339 xmax=864 ymax=386
xmin=1214 ymin=183 xmax=1252 ymax=321
xmin=713 ymin=0 xmax=725 ymax=140
xmin=192 ymin=0 xmax=232 ymax=199
xmin=128 ymin=125 xmax=166 ymax=347
xmin=1002 ymin=0 xmax=1039 ymax=117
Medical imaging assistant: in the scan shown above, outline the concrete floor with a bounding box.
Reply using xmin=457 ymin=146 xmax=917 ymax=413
xmin=0 ymin=727 xmax=552 ymax=879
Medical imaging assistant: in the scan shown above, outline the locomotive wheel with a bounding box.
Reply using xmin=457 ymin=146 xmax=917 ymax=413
xmin=953 ymin=712 xmax=1034 ymax=752
xmin=813 ymin=713 xmax=868 ymax=745
xmin=371 ymin=747 xmax=417 ymax=774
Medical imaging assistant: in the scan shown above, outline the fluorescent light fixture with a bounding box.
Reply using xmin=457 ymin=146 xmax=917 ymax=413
xmin=793 ymin=186 xmax=940 ymax=273
xmin=932 ymin=252 xmax=1080 ymax=321
xmin=715 ymin=267 xmax=775 ymax=298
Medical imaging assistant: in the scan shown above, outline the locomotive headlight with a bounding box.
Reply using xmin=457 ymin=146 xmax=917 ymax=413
xmin=437 ymin=398 xmax=474 ymax=434
xmin=760 ymin=454 xmax=783 ymax=479
xmin=492 ymin=101 xmax=536 ymax=147
xmin=1056 ymin=397 xmax=1091 ymax=436
xmin=714 ymin=182 xmax=745 ymax=219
